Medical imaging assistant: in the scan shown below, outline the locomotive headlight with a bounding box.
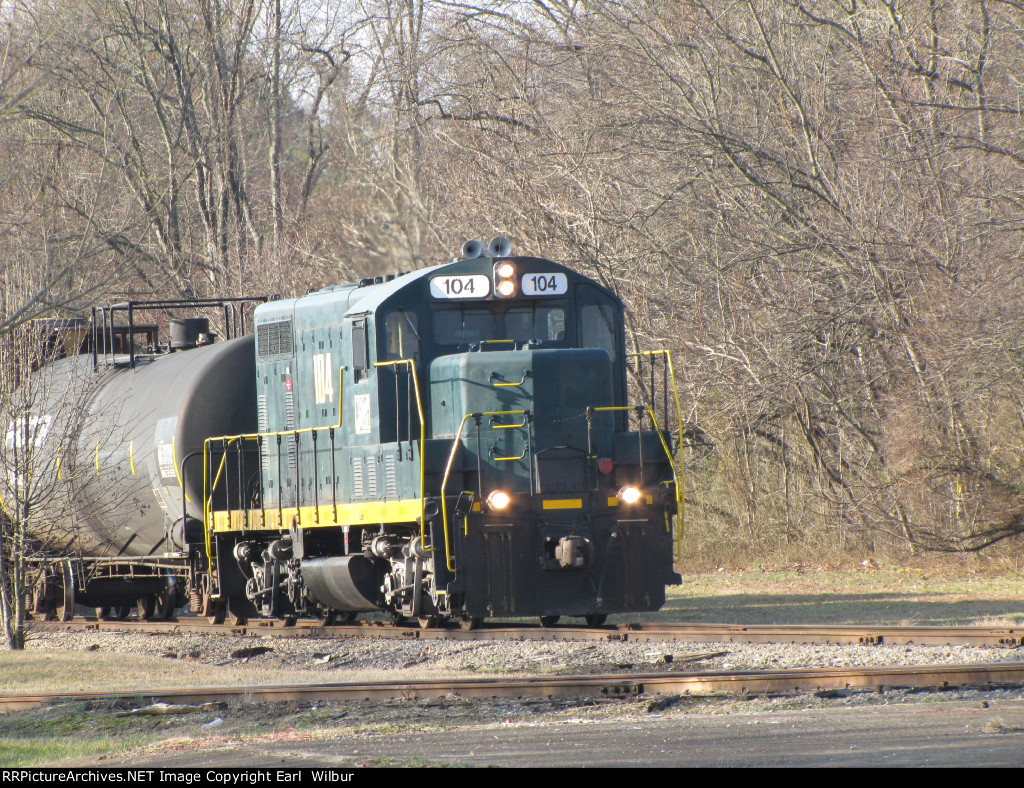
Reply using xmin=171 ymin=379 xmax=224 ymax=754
xmin=617 ymin=486 xmax=642 ymax=505
xmin=493 ymin=261 xmax=517 ymax=297
xmin=486 ymin=490 xmax=511 ymax=511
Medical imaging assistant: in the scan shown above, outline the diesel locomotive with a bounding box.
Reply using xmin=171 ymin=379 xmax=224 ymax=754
xmin=16 ymin=239 xmax=682 ymax=628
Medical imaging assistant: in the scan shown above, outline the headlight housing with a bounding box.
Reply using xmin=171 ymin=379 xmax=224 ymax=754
xmin=493 ymin=261 xmax=517 ymax=298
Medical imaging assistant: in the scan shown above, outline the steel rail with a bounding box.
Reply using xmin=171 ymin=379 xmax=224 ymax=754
xmin=32 ymin=619 xmax=1024 ymax=648
xmin=2 ymin=662 xmax=1024 ymax=712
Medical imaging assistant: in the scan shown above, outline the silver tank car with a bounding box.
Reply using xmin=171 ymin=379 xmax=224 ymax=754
xmin=18 ymin=335 xmax=256 ymax=558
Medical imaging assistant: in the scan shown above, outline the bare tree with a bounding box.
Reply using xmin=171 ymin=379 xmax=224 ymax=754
xmin=0 ymin=322 xmax=95 ymax=649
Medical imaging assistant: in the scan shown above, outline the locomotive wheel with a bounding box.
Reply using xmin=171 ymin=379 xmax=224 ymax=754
xmin=321 ymin=611 xmax=356 ymax=626
xmin=417 ymin=616 xmax=438 ymax=629
xmin=459 ymin=616 xmax=482 ymax=631
xmin=584 ymin=614 xmax=607 ymax=627
xmin=539 ymin=615 xmax=560 ymax=628
xmin=226 ymin=597 xmax=254 ymax=627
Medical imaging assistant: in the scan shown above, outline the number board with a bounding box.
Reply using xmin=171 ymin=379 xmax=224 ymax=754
xmin=522 ymin=272 xmax=568 ymax=296
xmin=429 ymin=275 xmax=491 ymax=299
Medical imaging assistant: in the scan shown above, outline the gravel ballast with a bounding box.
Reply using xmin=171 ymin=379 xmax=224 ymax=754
xmin=19 ymin=626 xmax=1024 ymax=682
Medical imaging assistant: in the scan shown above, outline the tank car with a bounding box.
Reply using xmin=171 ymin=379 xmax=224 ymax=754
xmin=13 ymin=303 xmax=263 ymax=621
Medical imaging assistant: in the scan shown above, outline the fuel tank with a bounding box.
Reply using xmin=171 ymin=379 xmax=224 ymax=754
xmin=14 ymin=336 xmax=256 ymax=557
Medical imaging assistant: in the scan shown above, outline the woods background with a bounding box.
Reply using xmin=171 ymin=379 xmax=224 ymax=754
xmin=2 ymin=0 xmax=1023 ymax=567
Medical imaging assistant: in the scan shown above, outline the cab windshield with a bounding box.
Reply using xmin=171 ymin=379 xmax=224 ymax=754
xmin=433 ymin=305 xmax=566 ymax=347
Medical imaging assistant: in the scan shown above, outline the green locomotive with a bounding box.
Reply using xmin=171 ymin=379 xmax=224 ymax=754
xmin=198 ymin=240 xmax=682 ymax=627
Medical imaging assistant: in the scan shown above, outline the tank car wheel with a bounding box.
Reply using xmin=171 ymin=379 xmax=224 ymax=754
xmin=417 ymin=616 xmax=438 ymax=629
xmin=539 ymin=615 xmax=560 ymax=628
xmin=198 ymin=579 xmax=225 ymax=624
xmin=54 ymin=591 xmax=74 ymax=623
xmin=32 ymin=570 xmax=56 ymax=621
xmin=459 ymin=616 xmax=482 ymax=631
xmin=154 ymin=587 xmax=177 ymax=621
xmin=389 ymin=611 xmax=406 ymax=625
xmin=34 ymin=598 xmax=56 ymax=622
xmin=584 ymin=614 xmax=607 ymax=627
xmin=99 ymin=605 xmax=130 ymax=621
xmin=137 ymin=595 xmax=157 ymax=621
xmin=37 ymin=562 xmax=74 ymax=622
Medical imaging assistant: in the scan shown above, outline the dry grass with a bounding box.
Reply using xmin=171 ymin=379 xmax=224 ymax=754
xmin=645 ymin=564 xmax=1024 ymax=626
xmin=0 ymin=650 xmax=501 ymax=696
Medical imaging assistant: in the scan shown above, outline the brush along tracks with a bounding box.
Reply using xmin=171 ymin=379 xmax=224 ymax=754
xmin=32 ymin=617 xmax=1024 ymax=648
xmin=3 ymin=662 xmax=1024 ymax=712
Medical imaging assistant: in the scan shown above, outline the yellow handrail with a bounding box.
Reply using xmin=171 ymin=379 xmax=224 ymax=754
xmin=625 ymin=349 xmax=685 ymax=544
xmin=373 ymin=359 xmax=427 ymax=538
xmin=593 ymin=405 xmax=681 ymax=533
xmin=439 ymin=410 xmax=528 ymax=573
xmin=492 ymin=370 xmax=530 ymax=387
xmin=202 ymin=435 xmax=242 ymax=582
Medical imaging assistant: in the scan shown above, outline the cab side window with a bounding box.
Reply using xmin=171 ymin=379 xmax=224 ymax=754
xmin=352 ymin=319 xmax=368 ymax=382
xmin=581 ymin=304 xmax=617 ymax=362
xmin=384 ymin=311 xmax=420 ymax=361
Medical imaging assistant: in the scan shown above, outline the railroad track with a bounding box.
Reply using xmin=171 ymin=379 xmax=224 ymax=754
xmin=34 ymin=617 xmax=1024 ymax=648
xmin=3 ymin=661 xmax=1024 ymax=712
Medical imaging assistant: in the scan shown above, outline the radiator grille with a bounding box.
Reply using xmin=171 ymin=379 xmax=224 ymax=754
xmin=257 ymin=321 xmax=293 ymax=358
